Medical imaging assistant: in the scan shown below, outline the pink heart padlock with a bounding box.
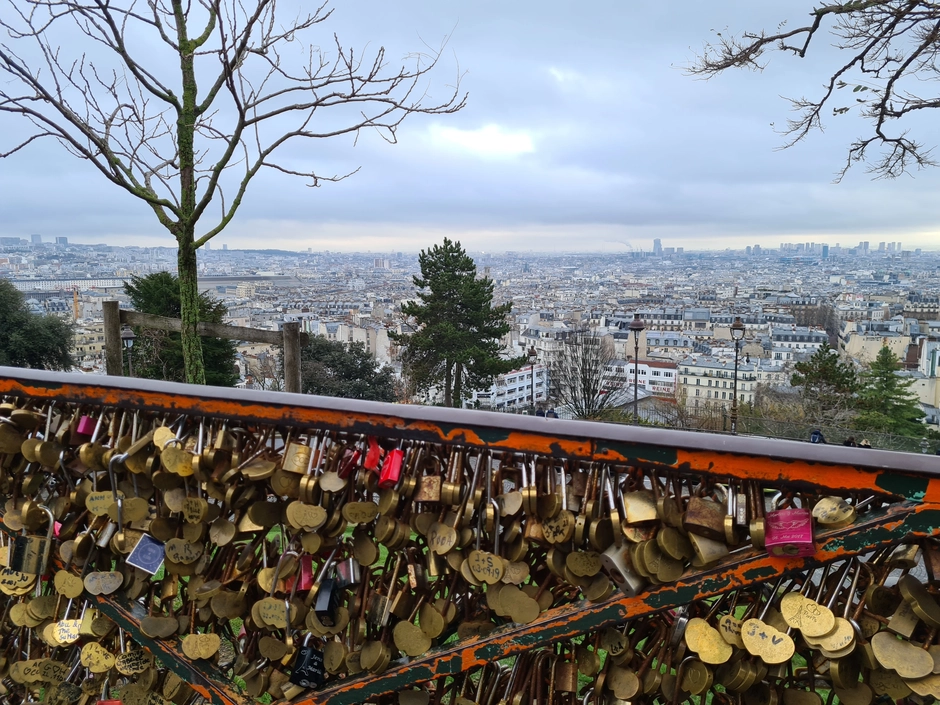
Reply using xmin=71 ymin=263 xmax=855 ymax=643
xmin=765 ymin=507 xmax=815 ymax=557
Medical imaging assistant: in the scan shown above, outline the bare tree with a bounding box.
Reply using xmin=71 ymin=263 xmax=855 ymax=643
xmin=549 ymin=330 xmax=631 ymax=420
xmin=690 ymin=2 xmax=940 ymax=180
xmin=0 ymin=1 xmax=465 ymax=383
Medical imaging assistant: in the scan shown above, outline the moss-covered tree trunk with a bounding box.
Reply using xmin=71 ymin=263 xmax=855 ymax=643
xmin=176 ymin=238 xmax=206 ymax=385
xmin=173 ymin=0 xmax=206 ymax=385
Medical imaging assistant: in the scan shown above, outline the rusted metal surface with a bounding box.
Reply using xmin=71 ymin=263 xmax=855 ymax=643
xmin=299 ymin=501 xmax=934 ymax=705
xmin=3 ymin=368 xmax=940 ymax=705
xmin=89 ymin=591 xmax=249 ymax=705
xmin=2 ymin=368 xmax=939 ymax=500
xmin=0 ymin=520 xmax=249 ymax=705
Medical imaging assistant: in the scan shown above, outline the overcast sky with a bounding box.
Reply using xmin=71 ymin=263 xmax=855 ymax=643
xmin=1 ymin=1 xmax=939 ymax=253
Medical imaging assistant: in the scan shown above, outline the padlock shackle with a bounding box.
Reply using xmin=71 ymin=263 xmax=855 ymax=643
xmin=269 ymin=550 xmax=300 ymax=597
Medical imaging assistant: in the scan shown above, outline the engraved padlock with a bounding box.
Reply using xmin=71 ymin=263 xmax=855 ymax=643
xmin=289 ymin=633 xmax=325 ymax=690
xmin=600 ymin=541 xmax=646 ymax=597
xmin=9 ymin=504 xmax=55 ymax=576
xmin=765 ymin=493 xmax=815 ymax=557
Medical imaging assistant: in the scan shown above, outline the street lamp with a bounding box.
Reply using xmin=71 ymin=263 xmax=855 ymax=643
xmin=628 ymin=313 xmax=646 ymax=425
xmin=528 ymin=346 xmax=538 ymax=413
xmin=729 ymin=317 xmax=746 ymax=434
xmin=120 ymin=326 xmax=136 ymax=377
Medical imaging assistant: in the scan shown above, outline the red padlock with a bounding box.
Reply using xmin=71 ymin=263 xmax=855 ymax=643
xmin=378 ymin=444 xmax=404 ymax=489
xmin=363 ymin=436 xmax=382 ymax=472
xmin=297 ymin=554 xmax=314 ymax=591
xmin=765 ymin=495 xmax=815 ymax=557
xmin=338 ymin=442 xmax=362 ymax=479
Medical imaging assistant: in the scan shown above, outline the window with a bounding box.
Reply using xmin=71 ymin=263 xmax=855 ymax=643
xmin=696 ymin=379 xmax=700 ymax=386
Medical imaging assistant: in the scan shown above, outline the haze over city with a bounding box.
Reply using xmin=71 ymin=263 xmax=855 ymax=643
xmin=1 ymin=1 xmax=939 ymax=253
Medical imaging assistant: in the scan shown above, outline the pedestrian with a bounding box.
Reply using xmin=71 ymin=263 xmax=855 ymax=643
xmin=859 ymin=439 xmax=872 ymax=448
xmin=843 ymin=437 xmax=858 ymax=447
xmin=810 ymin=429 xmax=826 ymax=444
xmin=535 ymin=408 xmax=545 ymax=418
xmin=546 ymin=408 xmax=558 ymax=418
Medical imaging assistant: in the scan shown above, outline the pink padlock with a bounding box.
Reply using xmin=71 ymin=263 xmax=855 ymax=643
xmin=765 ymin=496 xmax=815 ymax=557
xmin=297 ymin=554 xmax=314 ymax=591
xmin=75 ymin=414 xmax=98 ymax=437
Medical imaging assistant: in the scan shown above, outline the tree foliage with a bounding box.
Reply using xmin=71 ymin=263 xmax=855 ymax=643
xmin=395 ymin=239 xmax=521 ymax=407
xmin=0 ymin=0 xmax=464 ymax=384
xmin=299 ymin=336 xmax=397 ymax=402
xmin=691 ymin=3 xmax=940 ymax=179
xmin=124 ymin=272 xmax=238 ymax=387
xmin=0 ymin=279 xmax=73 ymax=371
xmin=550 ymin=331 xmax=630 ymax=420
xmin=855 ymin=345 xmax=924 ymax=436
xmin=790 ymin=342 xmax=859 ymax=423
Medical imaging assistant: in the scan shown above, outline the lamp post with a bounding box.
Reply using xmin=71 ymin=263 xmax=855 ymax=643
xmin=120 ymin=326 xmax=136 ymax=377
xmin=528 ymin=346 xmax=538 ymax=413
xmin=730 ymin=316 xmax=746 ymax=434
xmin=628 ymin=313 xmax=646 ymax=425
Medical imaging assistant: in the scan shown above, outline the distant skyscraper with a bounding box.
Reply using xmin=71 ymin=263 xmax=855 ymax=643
xmin=822 ymin=244 xmax=829 ymax=259
xmin=30 ymin=234 xmax=41 ymax=245
xmin=222 ymin=244 xmax=228 ymax=250
xmin=55 ymin=236 xmax=68 ymax=245
xmin=878 ymin=242 xmax=885 ymax=252
xmin=653 ymin=238 xmax=662 ymax=256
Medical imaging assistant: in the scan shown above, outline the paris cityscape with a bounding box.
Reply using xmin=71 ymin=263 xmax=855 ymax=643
xmin=3 ymin=233 xmax=939 ymax=451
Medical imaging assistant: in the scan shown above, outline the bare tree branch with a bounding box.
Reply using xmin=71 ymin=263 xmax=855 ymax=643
xmin=689 ymin=1 xmax=940 ymax=180
xmin=0 ymin=0 xmax=466 ymax=383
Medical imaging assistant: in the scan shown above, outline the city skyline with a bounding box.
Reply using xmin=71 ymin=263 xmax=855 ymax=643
xmin=2 ymin=2 xmax=940 ymax=252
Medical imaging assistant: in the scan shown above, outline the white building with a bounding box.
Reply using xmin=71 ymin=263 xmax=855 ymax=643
xmin=604 ymin=359 xmax=678 ymax=397
xmin=467 ymin=362 xmax=548 ymax=411
xmin=678 ymin=355 xmax=787 ymax=411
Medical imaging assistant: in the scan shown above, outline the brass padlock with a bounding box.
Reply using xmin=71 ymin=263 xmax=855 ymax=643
xmin=9 ymin=505 xmax=55 ymax=577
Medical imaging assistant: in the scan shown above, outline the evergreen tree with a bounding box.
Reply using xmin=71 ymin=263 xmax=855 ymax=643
xmin=300 ymin=337 xmax=398 ymax=402
xmin=124 ymin=273 xmax=238 ymax=387
xmin=855 ymin=346 xmax=924 ymax=436
xmin=790 ymin=342 xmax=858 ymax=423
xmin=0 ymin=279 xmax=73 ymax=371
xmin=394 ymin=239 xmax=522 ymax=407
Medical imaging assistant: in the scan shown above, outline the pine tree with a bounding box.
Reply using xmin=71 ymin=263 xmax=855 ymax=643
xmin=124 ymin=273 xmax=238 ymax=387
xmin=855 ymin=346 xmax=924 ymax=436
xmin=789 ymin=342 xmax=858 ymax=424
xmin=395 ymin=239 xmax=523 ymax=407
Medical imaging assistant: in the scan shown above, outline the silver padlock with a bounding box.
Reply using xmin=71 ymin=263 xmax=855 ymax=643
xmin=9 ymin=505 xmax=55 ymax=577
xmin=335 ymin=556 xmax=361 ymax=588
xmin=600 ymin=541 xmax=646 ymax=597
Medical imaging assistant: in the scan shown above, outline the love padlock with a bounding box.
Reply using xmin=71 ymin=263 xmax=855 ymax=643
xmin=765 ymin=494 xmax=815 ymax=557
xmin=364 ymin=436 xmax=382 ymax=472
xmin=378 ymin=442 xmax=404 ymax=489
xmin=289 ymin=634 xmax=325 ymax=689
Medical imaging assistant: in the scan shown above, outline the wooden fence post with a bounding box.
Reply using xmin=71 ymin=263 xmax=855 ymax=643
xmin=103 ymin=300 xmax=123 ymax=377
xmin=283 ymin=321 xmax=301 ymax=394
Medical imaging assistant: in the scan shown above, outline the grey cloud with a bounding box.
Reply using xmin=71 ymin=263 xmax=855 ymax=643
xmin=1 ymin=1 xmax=939 ymax=250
